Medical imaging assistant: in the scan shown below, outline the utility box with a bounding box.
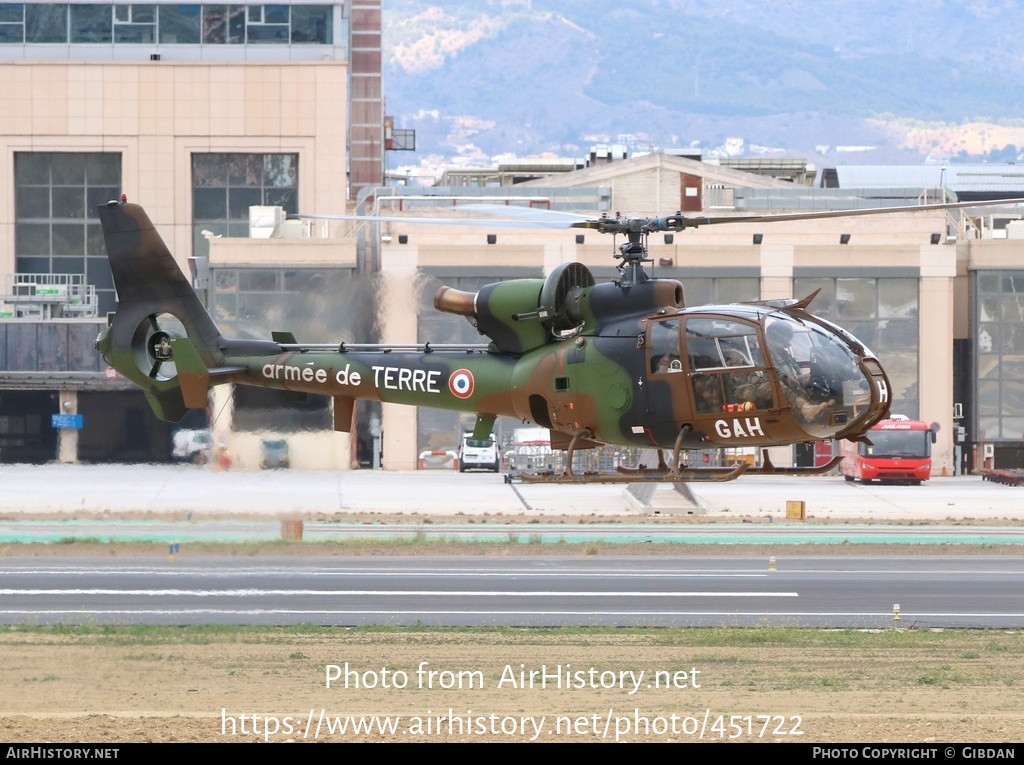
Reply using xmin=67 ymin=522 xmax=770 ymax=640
xmin=249 ymin=205 xmax=286 ymax=238
xmin=785 ymin=500 xmax=806 ymax=520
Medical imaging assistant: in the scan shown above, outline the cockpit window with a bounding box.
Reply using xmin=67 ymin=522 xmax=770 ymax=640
xmin=649 ymin=319 xmax=682 ymax=374
xmin=765 ymin=314 xmax=860 ymax=383
xmin=685 ymin=319 xmax=764 ymax=370
xmin=764 ymin=312 xmax=871 ymax=433
xmin=684 ymin=318 xmax=770 ymax=414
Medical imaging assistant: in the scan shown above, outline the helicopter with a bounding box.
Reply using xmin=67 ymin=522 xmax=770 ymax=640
xmin=94 ymin=195 xmax=1022 ymax=483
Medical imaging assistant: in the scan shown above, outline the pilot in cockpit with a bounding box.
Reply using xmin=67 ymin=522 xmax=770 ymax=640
xmin=764 ymin=320 xmax=834 ymax=422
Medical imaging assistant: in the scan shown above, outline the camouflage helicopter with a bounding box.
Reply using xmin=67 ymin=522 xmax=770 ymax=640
xmin=94 ymin=196 xmax=1019 ymax=483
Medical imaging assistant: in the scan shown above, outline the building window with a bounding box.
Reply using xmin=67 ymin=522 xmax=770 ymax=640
xmin=290 ymin=5 xmax=331 ymax=43
xmin=209 ymin=266 xmax=372 ymax=339
xmin=113 ymin=3 xmax=156 ymax=43
xmin=192 ymin=153 xmax=298 ymax=257
xmin=201 ymin=4 xmax=244 ymax=44
xmin=70 ymin=3 xmax=112 ymax=43
xmin=0 ymin=3 xmax=24 ymax=43
xmin=20 ymin=4 xmax=68 ymax=42
xmin=0 ymin=3 xmax=334 ymax=46
xmin=975 ymin=271 xmax=1024 ymax=441
xmin=209 ymin=266 xmax=374 ymax=433
xmin=676 ymin=276 xmax=760 ymax=306
xmin=246 ymin=4 xmax=288 ymax=43
xmin=158 ymin=4 xmax=200 ymax=44
xmin=14 ymin=152 xmax=121 ymax=316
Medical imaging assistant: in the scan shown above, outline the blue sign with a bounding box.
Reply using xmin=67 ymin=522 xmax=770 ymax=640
xmin=51 ymin=414 xmax=84 ymax=430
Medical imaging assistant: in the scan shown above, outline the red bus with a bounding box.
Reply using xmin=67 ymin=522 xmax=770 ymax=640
xmin=839 ymin=416 xmax=936 ymax=485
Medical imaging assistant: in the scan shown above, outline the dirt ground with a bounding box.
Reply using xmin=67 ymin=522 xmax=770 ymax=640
xmin=2 ymin=625 xmax=1023 ymax=743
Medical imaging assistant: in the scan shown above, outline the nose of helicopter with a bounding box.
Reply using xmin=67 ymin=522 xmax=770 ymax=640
xmin=838 ymin=355 xmax=892 ymax=440
xmin=763 ymin=313 xmax=891 ymax=442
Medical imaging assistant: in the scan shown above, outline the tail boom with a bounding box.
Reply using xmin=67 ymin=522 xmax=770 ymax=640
xmin=231 ymin=349 xmax=517 ymax=417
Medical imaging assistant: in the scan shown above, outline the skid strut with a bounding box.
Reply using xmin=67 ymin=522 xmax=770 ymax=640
xmin=514 ymin=425 xmax=750 ymax=484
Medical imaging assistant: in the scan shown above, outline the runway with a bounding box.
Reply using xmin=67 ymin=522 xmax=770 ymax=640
xmin=4 ymin=555 xmax=1024 ymax=628
xmin=4 ymin=465 xmax=1024 ymax=628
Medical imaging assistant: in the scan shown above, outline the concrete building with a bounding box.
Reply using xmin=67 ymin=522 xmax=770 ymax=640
xmin=0 ymin=0 xmax=381 ymax=464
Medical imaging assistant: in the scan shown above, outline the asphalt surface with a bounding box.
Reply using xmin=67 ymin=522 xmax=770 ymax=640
xmin=4 ymin=555 xmax=1024 ymax=628
xmin=4 ymin=465 xmax=1024 ymax=628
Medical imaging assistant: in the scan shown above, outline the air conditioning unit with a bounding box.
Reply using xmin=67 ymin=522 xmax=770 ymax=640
xmin=249 ymin=205 xmax=286 ymax=238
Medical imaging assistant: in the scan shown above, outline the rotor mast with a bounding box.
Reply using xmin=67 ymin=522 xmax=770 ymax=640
xmin=586 ymin=212 xmax=688 ymax=288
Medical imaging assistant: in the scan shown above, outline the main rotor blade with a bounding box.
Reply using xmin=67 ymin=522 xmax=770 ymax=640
xmin=294 ymin=197 xmax=1024 ymax=233
xmin=456 ymin=204 xmax=593 ymax=224
xmin=673 ymin=197 xmax=1024 ymax=229
xmin=291 ymin=211 xmax=582 ymax=229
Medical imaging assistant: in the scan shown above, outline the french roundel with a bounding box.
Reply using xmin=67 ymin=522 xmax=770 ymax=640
xmin=448 ymin=369 xmax=475 ymax=399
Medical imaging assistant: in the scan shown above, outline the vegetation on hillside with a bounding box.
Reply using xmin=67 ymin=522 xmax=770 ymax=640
xmin=384 ymin=1 xmax=1024 ymax=160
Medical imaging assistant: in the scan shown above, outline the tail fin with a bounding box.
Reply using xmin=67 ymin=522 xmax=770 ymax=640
xmin=95 ymin=201 xmax=226 ymax=421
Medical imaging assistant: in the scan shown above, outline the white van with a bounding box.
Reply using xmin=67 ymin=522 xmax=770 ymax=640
xmin=171 ymin=429 xmax=211 ymax=463
xmin=458 ymin=433 xmax=500 ymax=472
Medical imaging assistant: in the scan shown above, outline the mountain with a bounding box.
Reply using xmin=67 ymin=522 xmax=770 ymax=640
xmin=383 ymin=0 xmax=1024 ymax=166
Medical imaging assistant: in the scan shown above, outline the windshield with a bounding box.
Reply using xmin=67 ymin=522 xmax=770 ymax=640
xmin=763 ymin=313 xmax=872 ymax=438
xmin=860 ymin=430 xmax=930 ymax=458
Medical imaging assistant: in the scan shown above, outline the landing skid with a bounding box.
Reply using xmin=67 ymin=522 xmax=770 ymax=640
xmin=504 ymin=445 xmax=842 ymax=485
xmin=509 ymin=463 xmax=747 ymax=485
xmin=506 ymin=427 xmax=749 ymax=484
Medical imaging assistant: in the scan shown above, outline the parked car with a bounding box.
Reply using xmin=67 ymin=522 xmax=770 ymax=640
xmin=260 ymin=438 xmax=290 ymax=469
xmin=172 ymin=429 xmax=211 ymax=464
xmin=458 ymin=433 xmax=499 ymax=472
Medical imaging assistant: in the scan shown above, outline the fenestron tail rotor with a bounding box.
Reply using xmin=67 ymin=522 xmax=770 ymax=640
xmin=96 ymin=200 xmax=232 ymax=422
xmin=131 ymin=312 xmax=184 ymax=381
